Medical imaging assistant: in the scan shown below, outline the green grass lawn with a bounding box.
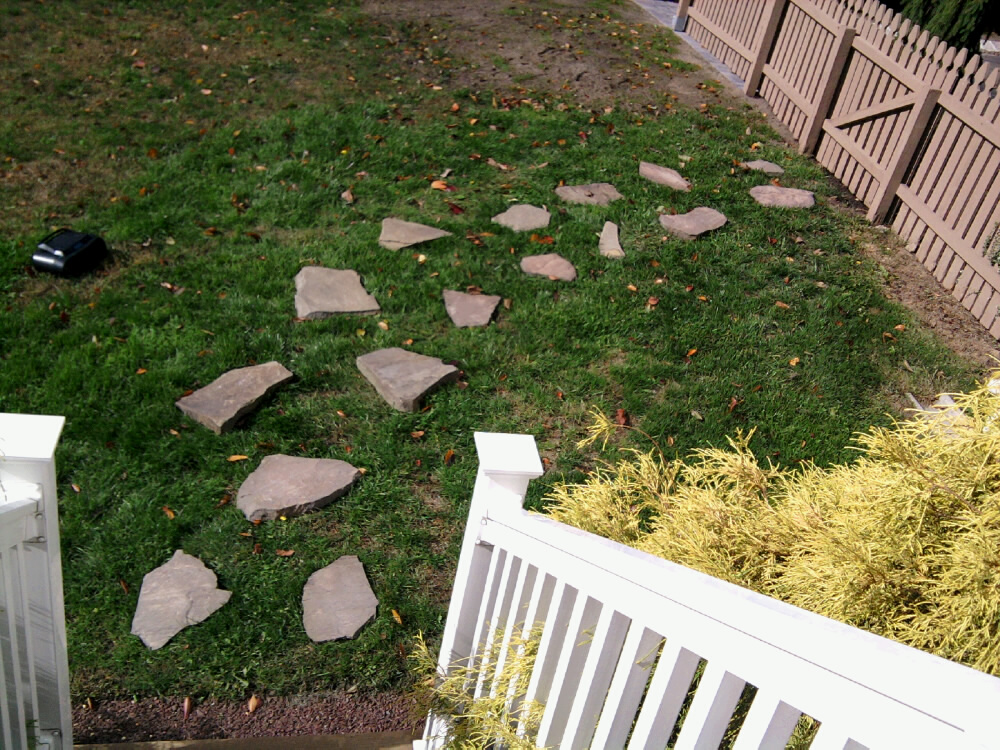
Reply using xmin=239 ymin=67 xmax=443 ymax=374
xmin=0 ymin=0 xmax=982 ymax=701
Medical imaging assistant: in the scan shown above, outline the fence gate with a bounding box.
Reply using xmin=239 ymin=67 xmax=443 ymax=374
xmin=0 ymin=414 xmax=72 ymax=750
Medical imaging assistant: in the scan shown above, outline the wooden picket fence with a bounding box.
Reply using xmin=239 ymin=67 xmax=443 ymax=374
xmin=674 ymin=0 xmax=1000 ymax=337
xmin=416 ymin=432 xmax=1000 ymax=749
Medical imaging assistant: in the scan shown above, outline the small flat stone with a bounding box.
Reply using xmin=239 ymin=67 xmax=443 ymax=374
xmin=237 ymin=454 xmax=361 ymax=522
xmin=521 ymin=253 xmax=577 ymax=281
xmin=294 ymin=267 xmax=380 ymax=319
xmin=492 ymin=204 xmax=551 ymax=232
xmin=599 ymin=221 xmax=625 ymax=259
xmin=659 ymin=207 xmax=728 ymax=240
xmin=639 ymin=161 xmax=691 ymax=191
xmin=176 ymin=362 xmax=294 ymax=434
xmin=303 ymin=555 xmax=378 ymax=642
xmin=378 ymin=218 xmax=451 ymax=250
xmin=356 ymin=348 xmax=460 ymax=412
xmin=131 ymin=551 xmax=231 ymax=650
xmin=555 ymin=182 xmax=623 ymax=206
xmin=443 ymin=289 xmax=502 ymax=328
xmin=750 ymin=185 xmax=814 ymax=208
xmin=742 ymin=159 xmax=785 ymax=176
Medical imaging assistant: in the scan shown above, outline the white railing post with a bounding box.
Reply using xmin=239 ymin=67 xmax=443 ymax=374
xmin=417 ymin=432 xmax=543 ymax=749
xmin=0 ymin=413 xmax=72 ymax=750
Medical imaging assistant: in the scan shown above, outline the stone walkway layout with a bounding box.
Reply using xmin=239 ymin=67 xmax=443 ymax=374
xmin=150 ymin=155 xmax=817 ymax=648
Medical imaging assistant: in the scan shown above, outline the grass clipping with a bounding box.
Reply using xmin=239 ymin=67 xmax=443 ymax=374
xmin=549 ymin=379 xmax=1000 ymax=675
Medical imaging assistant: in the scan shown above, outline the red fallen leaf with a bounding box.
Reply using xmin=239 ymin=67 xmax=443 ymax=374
xmin=275 ymin=549 xmax=295 ymax=557
xmin=446 ymin=202 xmax=464 ymax=214
xmin=147 ymin=147 xmax=159 ymax=159
xmin=614 ymin=409 xmax=629 ymax=426
xmin=556 ymin=391 xmax=564 ymax=400
xmin=444 ymin=449 xmax=456 ymax=466
xmin=120 ymin=579 xmax=129 ymax=594
xmin=768 ymin=237 xmax=778 ymax=245
xmin=252 ymin=543 xmax=263 ymax=555
xmin=162 ymin=506 xmax=176 ymax=520
xmin=685 ymin=285 xmax=694 ymax=292
xmin=530 ymin=233 xmax=555 ymax=244
xmin=59 ymin=310 xmax=70 ymax=323
xmin=752 ymin=384 xmax=763 ymax=392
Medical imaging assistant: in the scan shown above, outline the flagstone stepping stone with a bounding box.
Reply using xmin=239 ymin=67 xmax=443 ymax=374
xmin=742 ymin=159 xmax=784 ymax=176
xmin=236 ymin=454 xmax=361 ymax=522
xmin=555 ymin=182 xmax=623 ymax=206
xmin=599 ymin=221 xmax=625 ymax=259
xmin=492 ymin=204 xmax=551 ymax=232
xmin=303 ymin=555 xmax=378 ymax=642
xmin=294 ymin=267 xmax=380 ymax=319
xmin=658 ymin=207 xmax=728 ymax=240
xmin=131 ymin=551 xmax=231 ymax=650
xmin=443 ymin=289 xmax=502 ymax=328
xmin=356 ymin=348 xmax=460 ymax=412
xmin=639 ymin=161 xmax=691 ymax=191
xmin=176 ymin=361 xmax=294 ymax=434
xmin=750 ymin=185 xmax=815 ymax=208
xmin=521 ymin=253 xmax=577 ymax=281
xmin=378 ymin=217 xmax=451 ymax=250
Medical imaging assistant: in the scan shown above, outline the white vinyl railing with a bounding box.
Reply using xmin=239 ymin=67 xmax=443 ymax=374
xmin=0 ymin=414 xmax=72 ymax=750
xmin=417 ymin=432 xmax=1000 ymax=750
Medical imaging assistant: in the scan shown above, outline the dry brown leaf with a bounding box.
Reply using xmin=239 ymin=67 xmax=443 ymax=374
xmin=135 ymin=368 xmax=148 ymax=375
xmin=775 ymin=301 xmax=790 ymax=309
xmin=275 ymin=549 xmax=295 ymax=557
xmin=789 ymin=357 xmax=800 ymax=367
xmin=183 ymin=697 xmax=192 ymax=722
xmin=430 ymin=180 xmax=449 ymax=191
xmin=392 ymin=609 xmax=403 ymax=625
xmin=227 ymin=455 xmax=249 ymax=462
xmin=162 ymin=506 xmax=176 ymax=520
xmin=444 ymin=449 xmax=456 ymax=466
xmin=378 ymin=320 xmax=389 ymax=331
xmin=340 ymin=188 xmax=355 ymax=204
xmin=247 ymin=695 xmax=261 ymax=713
xmin=691 ymin=410 xmax=704 ymax=421
xmin=411 ymin=430 xmax=425 ymax=439
xmin=687 ymin=348 xmax=698 ymax=357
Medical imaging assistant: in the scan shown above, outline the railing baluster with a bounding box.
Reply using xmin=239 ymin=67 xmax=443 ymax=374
xmin=590 ymin=624 xmax=663 ymax=748
xmin=626 ymin=641 xmax=701 ymax=749
xmin=731 ymin=689 xmax=801 ymax=749
xmin=673 ymin=662 xmax=746 ymax=750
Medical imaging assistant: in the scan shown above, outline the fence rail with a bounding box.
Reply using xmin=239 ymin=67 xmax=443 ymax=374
xmin=417 ymin=432 xmax=1000 ymax=749
xmin=675 ymin=0 xmax=1000 ymax=337
xmin=0 ymin=413 xmax=72 ymax=750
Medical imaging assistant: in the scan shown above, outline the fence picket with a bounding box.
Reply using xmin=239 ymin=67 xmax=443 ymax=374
xmin=730 ymin=690 xmax=801 ymax=749
xmin=672 ymin=663 xmax=747 ymax=750
xmin=626 ymin=641 xmax=701 ymax=749
xmin=589 ymin=624 xmax=663 ymax=748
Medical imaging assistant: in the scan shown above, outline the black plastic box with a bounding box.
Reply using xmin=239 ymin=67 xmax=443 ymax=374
xmin=32 ymin=229 xmax=107 ymax=276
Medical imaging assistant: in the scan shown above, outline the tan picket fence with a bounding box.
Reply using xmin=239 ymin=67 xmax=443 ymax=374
xmin=675 ymin=0 xmax=1000 ymax=337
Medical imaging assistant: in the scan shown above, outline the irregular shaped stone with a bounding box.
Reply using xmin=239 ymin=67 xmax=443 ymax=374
xmin=356 ymin=348 xmax=460 ymax=412
xmin=131 ymin=551 xmax=231 ymax=650
xmin=237 ymin=454 xmax=361 ymax=522
xmin=294 ymin=267 xmax=380 ymax=319
xmin=378 ymin=218 xmax=451 ymax=250
xmin=742 ymin=159 xmax=784 ymax=176
xmin=303 ymin=555 xmax=378 ymax=642
xmin=599 ymin=221 xmax=625 ymax=259
xmin=491 ymin=204 xmax=551 ymax=232
xmin=176 ymin=362 xmax=294 ymax=434
xmin=521 ymin=253 xmax=577 ymax=281
xmin=639 ymin=161 xmax=691 ymax=191
xmin=443 ymin=289 xmax=502 ymax=328
xmin=658 ymin=207 xmax=728 ymax=240
xmin=750 ymin=185 xmax=815 ymax=208
xmin=555 ymin=182 xmax=623 ymax=206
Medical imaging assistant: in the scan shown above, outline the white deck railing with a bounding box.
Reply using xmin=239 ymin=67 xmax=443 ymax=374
xmin=0 ymin=414 xmax=72 ymax=750
xmin=418 ymin=432 xmax=1000 ymax=750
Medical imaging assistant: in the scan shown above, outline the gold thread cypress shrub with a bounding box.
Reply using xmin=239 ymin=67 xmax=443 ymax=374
xmin=547 ymin=378 xmax=1000 ymax=675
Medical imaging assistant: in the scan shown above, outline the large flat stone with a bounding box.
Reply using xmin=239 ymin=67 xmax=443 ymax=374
xmin=599 ymin=221 xmax=625 ymax=259
xmin=555 ymin=182 xmax=623 ymax=206
xmin=521 ymin=253 xmax=577 ymax=281
xmin=378 ymin=218 xmax=452 ymax=250
xmin=491 ymin=204 xmax=551 ymax=232
xmin=236 ymin=454 xmax=361 ymax=522
xmin=750 ymin=185 xmax=815 ymax=207
xmin=294 ymin=267 xmax=380 ymax=319
xmin=659 ymin=207 xmax=728 ymax=240
xmin=303 ymin=555 xmax=378 ymax=642
xmin=356 ymin=348 xmax=460 ymax=412
xmin=176 ymin=362 xmax=294 ymax=434
xmin=742 ymin=159 xmax=784 ymax=176
xmin=443 ymin=289 xmax=502 ymax=328
xmin=639 ymin=161 xmax=691 ymax=191
xmin=131 ymin=551 xmax=231 ymax=650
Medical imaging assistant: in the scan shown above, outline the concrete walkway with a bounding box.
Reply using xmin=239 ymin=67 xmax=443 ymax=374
xmin=76 ymin=729 xmax=416 ymax=750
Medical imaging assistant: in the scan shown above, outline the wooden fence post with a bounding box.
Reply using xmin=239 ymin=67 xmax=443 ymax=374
xmin=866 ymin=87 xmax=941 ymax=224
xmin=799 ymin=26 xmax=855 ymax=155
xmin=674 ymin=0 xmax=691 ymax=32
xmin=743 ymin=0 xmax=788 ymax=97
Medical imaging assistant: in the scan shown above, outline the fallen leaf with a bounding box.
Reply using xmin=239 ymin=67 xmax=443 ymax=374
xmin=691 ymin=410 xmax=704 ymax=421
xmin=775 ymin=301 xmax=790 ymax=309
xmin=556 ymin=390 xmax=564 ymax=400
xmin=687 ymin=348 xmax=698 ymax=357
xmin=444 ymin=449 xmax=456 ymax=466
xmin=646 ymin=297 xmax=659 ymax=308
xmin=71 ymin=483 xmax=82 ymax=493
xmin=403 ymin=338 xmax=415 ymax=345
xmin=667 ymin=435 xmax=675 ymax=446
xmin=247 ymin=695 xmax=261 ymax=713
xmin=162 ymin=506 xmax=176 ymax=520
xmin=392 ymin=609 xmax=403 ymax=625
xmin=276 ymin=549 xmax=295 ymax=557
xmin=204 ymin=226 xmax=219 ymax=236
xmin=216 ymin=494 xmax=231 ymax=507
xmin=252 ymin=543 xmax=263 ymax=555
xmin=147 ymin=147 xmax=160 ymax=159
xmin=378 ymin=320 xmax=389 ymax=331
xmin=614 ymin=409 xmax=629 ymax=426
xmin=789 ymin=357 xmax=800 ymax=367
xmin=411 ymin=430 xmax=425 ymax=439
xmin=728 ymin=396 xmax=740 ymax=413
xmin=120 ymin=579 xmax=130 ymax=594
xmin=341 ymin=188 xmax=355 ymax=204
xmin=530 ymin=233 xmax=555 ymax=244
xmin=227 ymin=455 xmax=249 ymax=462
xmin=356 ymin=328 xmax=366 ymax=337
xmin=894 ymin=324 xmax=906 ymax=332
xmin=685 ymin=285 xmax=694 ymax=292
xmin=486 ymin=157 xmax=511 ymax=171
xmin=430 ymin=180 xmax=449 ymax=191
xmin=627 ymin=284 xmax=638 ymax=292
xmin=446 ymin=202 xmax=464 ymax=214
xmin=136 ymin=368 xmax=148 ymax=375
xmin=183 ymin=696 xmax=193 ymax=721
